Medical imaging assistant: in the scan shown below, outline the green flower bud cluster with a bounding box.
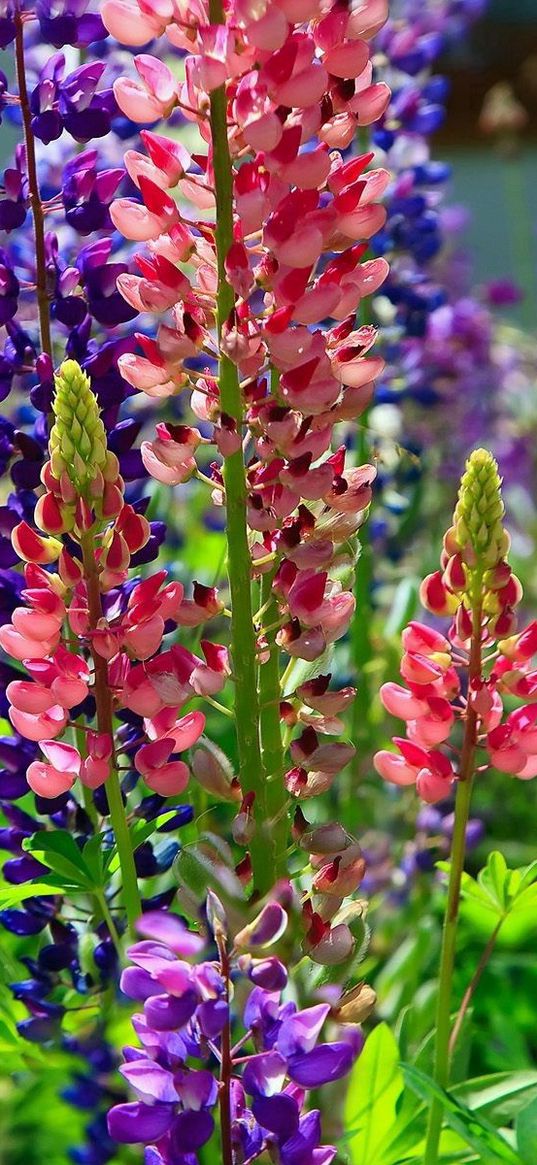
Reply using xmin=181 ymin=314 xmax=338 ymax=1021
xmin=50 ymin=360 xmax=117 ymax=495
xmin=451 ymin=448 xmax=509 ymax=573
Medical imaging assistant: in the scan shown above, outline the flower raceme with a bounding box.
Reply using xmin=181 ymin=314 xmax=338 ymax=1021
xmin=102 ymin=0 xmax=391 ymax=938
xmin=108 ymin=900 xmax=366 ymax=1164
xmin=0 ymin=361 xmax=211 ymax=799
xmin=375 ymin=450 xmax=537 ymax=802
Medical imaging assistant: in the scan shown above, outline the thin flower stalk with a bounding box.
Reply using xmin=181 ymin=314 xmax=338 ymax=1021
xmin=375 ymin=448 xmax=537 ymax=1162
xmin=13 ymin=3 xmax=52 ymax=358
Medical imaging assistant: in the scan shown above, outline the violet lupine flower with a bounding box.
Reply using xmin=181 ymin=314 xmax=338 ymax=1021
xmin=30 ymin=54 xmax=117 ymax=145
xmin=62 ymin=150 xmax=124 ymax=235
xmin=108 ymin=902 xmax=360 ymax=1163
xmin=364 ymin=0 xmax=536 ymax=555
xmin=63 ymin=1033 xmax=124 ymax=1165
xmin=36 ymin=0 xmax=106 ymax=48
xmin=0 ymin=145 xmax=28 ymax=232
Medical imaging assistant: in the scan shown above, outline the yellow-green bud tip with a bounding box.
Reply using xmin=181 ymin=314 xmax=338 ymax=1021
xmin=453 ymin=447 xmax=507 ymax=568
xmin=50 ymin=361 xmax=109 ymax=493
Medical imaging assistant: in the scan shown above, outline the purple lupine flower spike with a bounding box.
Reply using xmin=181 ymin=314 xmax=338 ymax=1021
xmin=108 ymin=900 xmax=362 ymax=1162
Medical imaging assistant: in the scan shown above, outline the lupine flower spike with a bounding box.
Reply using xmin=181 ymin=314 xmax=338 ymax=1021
xmin=375 ymin=449 xmax=537 ymax=1165
xmin=108 ymin=898 xmax=364 ymax=1164
xmin=1 ymin=361 xmax=209 ymax=927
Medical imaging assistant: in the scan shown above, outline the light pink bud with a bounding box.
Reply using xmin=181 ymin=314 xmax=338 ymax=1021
xmin=145 ymin=760 xmax=190 ymax=796
xmin=380 ymin=682 xmax=428 ymax=720
xmin=407 ymin=699 xmax=455 ymax=747
xmin=0 ymin=625 xmax=56 ymax=661
xmin=374 ymin=749 xmax=417 ymax=787
xmin=101 ymin=0 xmax=171 ymax=45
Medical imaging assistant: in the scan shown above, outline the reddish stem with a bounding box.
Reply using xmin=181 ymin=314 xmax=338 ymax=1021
xmin=14 ymin=6 xmax=53 ymax=360
xmin=218 ymin=939 xmax=233 ymax=1165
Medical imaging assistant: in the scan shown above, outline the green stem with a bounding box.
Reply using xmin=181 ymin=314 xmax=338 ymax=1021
xmin=259 ymin=567 xmax=288 ymax=882
xmin=80 ymin=533 xmax=142 ymax=932
xmin=95 ymin=891 xmax=122 ymax=956
xmin=208 ymin=0 xmax=274 ymax=895
xmin=424 ymin=604 xmax=482 ymax=1165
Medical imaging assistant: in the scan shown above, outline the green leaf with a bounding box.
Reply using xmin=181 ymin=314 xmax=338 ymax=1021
xmin=479 ymin=851 xmax=510 ymax=912
xmin=344 ymin=1023 xmax=403 ymax=1165
xmin=516 ymin=1097 xmax=537 ymax=1164
xmin=0 ymin=881 xmax=65 ymax=907
xmin=516 ymin=860 xmax=537 ymax=893
xmin=81 ymin=834 xmax=106 ymax=886
xmin=23 ymin=831 xmax=94 ymax=889
xmin=174 ymin=835 xmax=245 ymax=906
xmin=402 ymin=1064 xmax=523 ymax=1164
xmin=454 ymin=1072 xmax=537 ymax=1123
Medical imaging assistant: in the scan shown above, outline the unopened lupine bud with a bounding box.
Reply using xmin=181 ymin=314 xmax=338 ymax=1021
xmin=331 ymin=982 xmax=377 ymax=1024
xmin=452 ymin=448 xmax=508 ymax=571
xmin=50 ymin=361 xmax=118 ymax=496
xmin=191 ymin=739 xmax=241 ymax=802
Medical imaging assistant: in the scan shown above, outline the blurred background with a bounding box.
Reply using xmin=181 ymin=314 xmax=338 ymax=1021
xmin=439 ymin=0 xmax=537 ymax=327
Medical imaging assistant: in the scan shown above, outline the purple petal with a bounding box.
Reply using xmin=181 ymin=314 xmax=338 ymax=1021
xmin=144 ymin=991 xmax=198 ymax=1031
xmin=107 ymin=1102 xmax=173 ymax=1144
xmin=248 ymin=957 xmax=288 ymax=992
xmin=175 ymin=1069 xmax=218 ymax=1111
xmin=120 ymin=1061 xmax=178 ymax=1104
xmin=197 ymin=998 xmax=229 ymax=1039
xmin=170 ymin=1109 xmax=214 ymax=1152
xmin=136 ymin=911 xmax=205 ymax=957
xmin=288 ymin=1042 xmax=355 ymax=1088
xmin=155 ymin=961 xmax=193 ymax=996
xmin=276 ymin=1005 xmax=330 ymax=1058
xmin=252 ymin=1093 xmax=300 ymax=1139
xmin=120 ymin=967 xmax=160 ymax=1001
xmin=243 ymin=1051 xmax=287 ymax=1098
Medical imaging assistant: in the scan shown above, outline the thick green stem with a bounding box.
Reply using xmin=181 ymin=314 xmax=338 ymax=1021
xmin=14 ymin=8 xmax=52 ymax=360
xmin=208 ymin=0 xmax=275 ymax=895
xmin=424 ymin=604 xmax=482 ymax=1165
xmin=80 ymin=534 xmax=142 ymax=932
xmin=259 ymin=568 xmax=288 ymax=881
